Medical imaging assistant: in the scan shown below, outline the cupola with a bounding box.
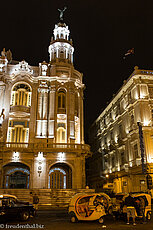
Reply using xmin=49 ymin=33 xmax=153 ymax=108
xmin=48 ymin=8 xmax=74 ymax=64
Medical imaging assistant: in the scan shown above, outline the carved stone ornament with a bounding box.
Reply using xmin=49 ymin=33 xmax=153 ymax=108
xmin=14 ymin=60 xmax=33 ymax=74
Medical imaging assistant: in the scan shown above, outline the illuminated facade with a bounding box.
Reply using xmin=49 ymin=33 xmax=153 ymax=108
xmin=88 ymin=66 xmax=153 ymax=196
xmin=0 ymin=20 xmax=90 ymax=192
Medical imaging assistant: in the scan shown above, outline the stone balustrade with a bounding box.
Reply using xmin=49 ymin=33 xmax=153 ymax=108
xmin=10 ymin=105 xmax=30 ymax=114
xmin=1 ymin=142 xmax=91 ymax=154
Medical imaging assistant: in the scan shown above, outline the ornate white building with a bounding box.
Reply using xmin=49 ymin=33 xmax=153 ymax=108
xmin=88 ymin=66 xmax=153 ymax=196
xmin=0 ymin=18 xmax=90 ymax=193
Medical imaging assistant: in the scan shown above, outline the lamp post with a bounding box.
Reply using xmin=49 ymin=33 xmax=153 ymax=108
xmin=137 ymin=122 xmax=146 ymax=174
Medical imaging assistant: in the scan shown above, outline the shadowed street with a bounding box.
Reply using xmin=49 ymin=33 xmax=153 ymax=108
xmin=0 ymin=209 xmax=153 ymax=230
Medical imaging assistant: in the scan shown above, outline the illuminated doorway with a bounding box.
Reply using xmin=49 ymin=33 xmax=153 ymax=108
xmin=3 ymin=162 xmax=30 ymax=189
xmin=49 ymin=163 xmax=72 ymax=189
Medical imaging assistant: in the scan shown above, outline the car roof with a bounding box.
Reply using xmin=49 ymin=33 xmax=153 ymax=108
xmin=0 ymin=194 xmax=17 ymax=199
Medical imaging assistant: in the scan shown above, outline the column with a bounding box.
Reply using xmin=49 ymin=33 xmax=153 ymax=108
xmin=0 ymin=85 xmax=5 ymax=109
xmin=82 ymin=157 xmax=86 ymax=188
xmin=80 ymin=89 xmax=84 ymax=144
xmin=20 ymin=91 xmax=23 ymax=105
xmin=48 ymin=83 xmax=56 ymax=139
xmin=36 ymin=90 xmax=42 ymax=136
xmin=42 ymin=90 xmax=48 ymax=137
xmin=67 ymin=83 xmax=75 ymax=143
xmin=0 ymin=164 xmax=3 ymax=188
xmin=33 ymin=153 xmax=47 ymax=188
xmin=74 ymin=157 xmax=82 ymax=189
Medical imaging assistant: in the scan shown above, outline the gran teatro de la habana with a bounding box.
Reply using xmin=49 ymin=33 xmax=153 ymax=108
xmin=0 ymin=13 xmax=92 ymax=205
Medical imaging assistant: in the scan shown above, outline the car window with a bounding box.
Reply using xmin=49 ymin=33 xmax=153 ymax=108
xmin=78 ymin=196 xmax=92 ymax=204
xmin=10 ymin=198 xmax=16 ymax=203
xmin=9 ymin=198 xmax=15 ymax=207
xmin=2 ymin=199 xmax=9 ymax=207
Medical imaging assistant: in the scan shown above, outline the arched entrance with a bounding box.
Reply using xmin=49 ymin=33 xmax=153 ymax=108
xmin=3 ymin=162 xmax=30 ymax=189
xmin=49 ymin=163 xmax=72 ymax=189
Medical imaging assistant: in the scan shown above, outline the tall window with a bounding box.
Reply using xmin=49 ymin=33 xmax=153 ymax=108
xmin=120 ymin=152 xmax=125 ymax=166
xmin=57 ymin=123 xmax=66 ymax=143
xmin=133 ymin=143 xmax=139 ymax=159
xmin=148 ymin=86 xmax=153 ymax=98
xmin=58 ymin=90 xmax=66 ymax=109
xmin=119 ymin=124 xmax=123 ymax=138
xmin=130 ymin=114 xmax=134 ymax=127
xmin=75 ymin=92 xmax=79 ymax=116
xmin=112 ymin=155 xmax=115 ymax=168
xmin=7 ymin=121 xmax=29 ymax=143
xmin=11 ymin=84 xmax=31 ymax=107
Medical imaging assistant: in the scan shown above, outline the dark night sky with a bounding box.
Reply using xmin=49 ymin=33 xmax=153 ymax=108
xmin=1 ymin=0 xmax=153 ymax=142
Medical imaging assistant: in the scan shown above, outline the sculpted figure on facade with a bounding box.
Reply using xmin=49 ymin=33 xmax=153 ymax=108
xmin=1 ymin=48 xmax=6 ymax=58
xmin=0 ymin=108 xmax=5 ymax=127
xmin=0 ymin=108 xmax=5 ymax=139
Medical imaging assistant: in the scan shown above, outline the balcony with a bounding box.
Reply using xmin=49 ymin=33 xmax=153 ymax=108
xmin=57 ymin=108 xmax=66 ymax=114
xmin=10 ymin=105 xmax=30 ymax=114
xmin=0 ymin=142 xmax=91 ymax=155
xmin=129 ymin=158 xmax=142 ymax=167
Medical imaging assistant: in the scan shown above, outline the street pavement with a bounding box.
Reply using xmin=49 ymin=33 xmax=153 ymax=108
xmin=0 ymin=209 xmax=153 ymax=230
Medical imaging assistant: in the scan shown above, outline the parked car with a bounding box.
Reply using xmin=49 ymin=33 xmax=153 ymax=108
xmin=0 ymin=194 xmax=35 ymax=221
xmin=68 ymin=193 xmax=112 ymax=223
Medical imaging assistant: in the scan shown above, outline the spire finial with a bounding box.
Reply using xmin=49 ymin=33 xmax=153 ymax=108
xmin=58 ymin=6 xmax=67 ymax=21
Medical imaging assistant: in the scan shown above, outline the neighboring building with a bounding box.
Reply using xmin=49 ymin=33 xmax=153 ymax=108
xmin=0 ymin=17 xmax=91 ymax=192
xmin=88 ymin=66 xmax=153 ymax=196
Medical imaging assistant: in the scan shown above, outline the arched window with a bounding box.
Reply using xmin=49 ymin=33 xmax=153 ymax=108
xmin=57 ymin=123 xmax=66 ymax=143
xmin=57 ymin=89 xmax=66 ymax=113
xmin=75 ymin=92 xmax=79 ymax=116
xmin=60 ymin=50 xmax=64 ymax=59
xmin=7 ymin=120 xmax=29 ymax=143
xmin=11 ymin=83 xmax=31 ymax=107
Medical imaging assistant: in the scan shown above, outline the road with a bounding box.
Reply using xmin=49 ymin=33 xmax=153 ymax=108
xmin=0 ymin=209 xmax=153 ymax=230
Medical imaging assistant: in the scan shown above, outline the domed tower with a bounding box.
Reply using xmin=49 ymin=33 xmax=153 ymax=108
xmin=35 ymin=9 xmax=91 ymax=189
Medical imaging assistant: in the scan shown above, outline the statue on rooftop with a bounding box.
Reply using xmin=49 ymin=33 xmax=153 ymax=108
xmin=6 ymin=49 xmax=12 ymax=63
xmin=58 ymin=7 xmax=67 ymax=21
xmin=1 ymin=48 xmax=6 ymax=58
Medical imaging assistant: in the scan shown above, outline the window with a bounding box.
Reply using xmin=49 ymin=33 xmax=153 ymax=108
xmin=130 ymin=114 xmax=134 ymax=129
xmin=112 ymin=155 xmax=115 ymax=168
xmin=128 ymin=92 xmax=132 ymax=103
xmin=75 ymin=92 xmax=78 ymax=116
xmin=133 ymin=143 xmax=139 ymax=158
xmin=148 ymin=86 xmax=153 ymax=98
xmin=120 ymin=152 xmax=124 ymax=166
xmin=152 ymin=109 xmax=153 ymax=119
xmin=57 ymin=126 xmax=66 ymax=143
xmin=7 ymin=120 xmax=29 ymax=143
xmin=119 ymin=124 xmax=123 ymax=138
xmin=60 ymin=50 xmax=64 ymax=59
xmin=11 ymin=84 xmax=31 ymax=107
xmin=110 ymin=131 xmax=113 ymax=140
xmin=58 ymin=90 xmax=66 ymax=109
